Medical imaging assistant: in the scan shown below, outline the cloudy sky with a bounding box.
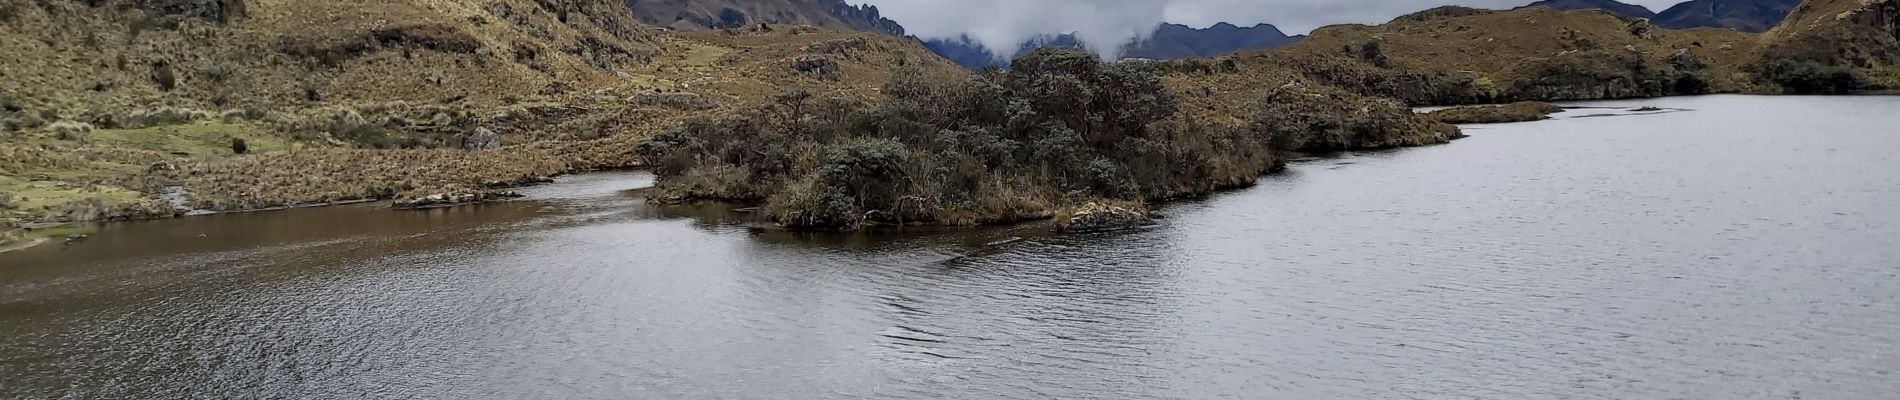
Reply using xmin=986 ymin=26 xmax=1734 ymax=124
xmin=856 ymin=0 xmax=1690 ymax=57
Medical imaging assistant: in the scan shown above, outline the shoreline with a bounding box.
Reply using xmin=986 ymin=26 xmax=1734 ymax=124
xmin=9 ymin=93 xmax=1892 ymax=240
xmin=0 ymin=237 xmax=49 ymax=254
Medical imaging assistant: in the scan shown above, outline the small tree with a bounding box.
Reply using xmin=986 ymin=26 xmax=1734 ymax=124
xmin=1359 ymin=41 xmax=1390 ymax=68
xmin=231 ymin=138 xmax=249 ymax=154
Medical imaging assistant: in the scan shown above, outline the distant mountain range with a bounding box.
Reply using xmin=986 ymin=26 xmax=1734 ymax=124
xmin=1522 ymin=0 xmax=1659 ymax=18
xmin=1136 ymin=23 xmax=1304 ymax=59
xmin=624 ymin=0 xmax=1798 ymax=69
xmin=925 ymin=23 xmax=1303 ymax=68
xmin=1521 ymin=0 xmax=1803 ymax=32
xmin=1653 ymin=0 xmax=1803 ymax=32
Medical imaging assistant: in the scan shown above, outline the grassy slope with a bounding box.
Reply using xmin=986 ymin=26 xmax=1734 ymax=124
xmin=1166 ymin=7 xmax=1771 ymax=108
xmin=0 ymin=0 xmax=961 ymax=225
xmin=1761 ymin=0 xmax=1900 ymax=87
xmin=1286 ymin=8 xmax=1761 ymax=86
xmin=1159 ymin=6 xmax=1762 ymax=134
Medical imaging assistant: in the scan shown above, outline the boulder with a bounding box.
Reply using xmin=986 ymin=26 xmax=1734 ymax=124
xmin=629 ymin=91 xmax=721 ymax=110
xmin=392 ymin=186 xmax=523 ymax=209
xmin=792 ymin=56 xmax=842 ymax=80
xmin=466 ymin=127 xmax=501 ymax=150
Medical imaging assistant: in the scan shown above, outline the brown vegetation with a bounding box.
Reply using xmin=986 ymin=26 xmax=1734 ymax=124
xmin=1756 ymin=0 xmax=1899 ymax=92
xmin=4 ymin=0 xmax=1889 ymax=235
xmin=1426 ymin=102 xmax=1566 ymax=124
xmin=0 ymin=0 xmax=960 ymax=226
xmin=638 ymin=48 xmax=1458 ymax=231
xmin=1258 ymin=7 xmax=1765 ymax=105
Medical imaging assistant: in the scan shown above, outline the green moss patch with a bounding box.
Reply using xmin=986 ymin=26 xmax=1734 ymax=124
xmin=90 ymin=122 xmax=291 ymax=157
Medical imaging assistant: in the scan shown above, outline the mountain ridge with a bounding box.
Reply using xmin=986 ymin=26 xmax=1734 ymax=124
xmin=1655 ymin=0 xmax=1804 ymax=32
xmin=623 ymin=0 xmax=904 ymax=35
xmin=1522 ymin=0 xmax=1804 ymax=32
xmin=1521 ymin=0 xmax=1659 ymax=18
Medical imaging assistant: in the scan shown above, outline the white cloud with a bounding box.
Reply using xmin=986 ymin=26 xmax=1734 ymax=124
xmin=856 ymin=0 xmax=1690 ymax=58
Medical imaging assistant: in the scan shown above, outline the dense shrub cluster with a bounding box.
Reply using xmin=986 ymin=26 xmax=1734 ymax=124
xmin=1285 ymin=45 xmax=1714 ymax=106
xmin=638 ymin=48 xmax=1287 ymax=230
xmin=1503 ymin=50 xmax=1708 ymax=101
xmin=1249 ymin=82 xmax=1462 ymax=151
xmin=1758 ymin=59 xmax=1870 ymax=94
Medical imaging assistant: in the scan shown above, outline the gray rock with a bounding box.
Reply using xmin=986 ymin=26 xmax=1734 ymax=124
xmin=792 ymin=56 xmax=842 ymax=80
xmin=466 ymin=127 xmax=501 ymax=150
xmin=392 ymin=187 xmax=522 ymax=210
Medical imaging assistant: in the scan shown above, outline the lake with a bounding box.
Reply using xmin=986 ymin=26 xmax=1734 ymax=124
xmin=3 ymin=95 xmax=1897 ymax=399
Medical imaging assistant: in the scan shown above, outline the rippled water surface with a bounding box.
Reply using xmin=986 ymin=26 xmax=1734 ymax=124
xmin=4 ymin=95 xmax=1899 ymax=399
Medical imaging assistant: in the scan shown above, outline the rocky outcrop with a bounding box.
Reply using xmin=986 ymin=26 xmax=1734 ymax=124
xmin=465 ymin=127 xmax=501 ymax=150
xmin=1053 ymin=202 xmax=1155 ymax=234
xmin=391 ymin=186 xmax=523 ymax=209
xmin=792 ymin=56 xmax=842 ymax=80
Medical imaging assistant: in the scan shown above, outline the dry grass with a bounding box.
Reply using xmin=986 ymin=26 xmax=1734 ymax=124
xmin=1759 ymin=0 xmax=1899 ymax=89
xmin=1224 ymin=7 xmax=1774 ymax=104
xmin=0 ymin=0 xmax=962 ymax=224
xmin=1290 ymin=8 xmax=1760 ymax=82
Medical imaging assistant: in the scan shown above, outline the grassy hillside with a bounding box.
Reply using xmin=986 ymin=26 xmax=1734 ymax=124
xmin=1523 ymin=0 xmax=1659 ymax=19
xmin=1758 ymin=0 xmax=1899 ymax=91
xmin=2 ymin=0 xmax=1887 ymax=237
xmin=0 ymin=0 xmax=960 ymax=229
xmin=1656 ymin=0 xmax=1804 ymax=32
xmin=1236 ymin=6 xmax=1766 ymax=105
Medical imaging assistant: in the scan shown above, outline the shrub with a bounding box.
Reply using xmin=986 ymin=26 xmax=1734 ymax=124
xmin=1359 ymin=41 xmax=1390 ymax=68
xmin=200 ymin=62 xmax=238 ymax=83
xmin=124 ymin=107 xmax=215 ymax=128
xmin=1249 ymin=82 xmax=1459 ymax=151
xmin=629 ymin=91 xmax=721 ymax=110
xmin=152 ymin=61 xmax=178 ymax=91
xmin=1425 ymin=102 xmax=1563 ymax=124
xmin=231 ymin=138 xmax=248 ymax=154
xmin=49 ymin=121 xmax=94 ymax=141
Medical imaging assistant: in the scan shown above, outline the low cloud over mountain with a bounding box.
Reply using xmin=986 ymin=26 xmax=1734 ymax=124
xmin=857 ymin=0 xmax=1691 ymax=59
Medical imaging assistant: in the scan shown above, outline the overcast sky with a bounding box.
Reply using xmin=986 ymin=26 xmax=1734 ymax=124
xmin=856 ymin=0 xmax=1690 ymax=58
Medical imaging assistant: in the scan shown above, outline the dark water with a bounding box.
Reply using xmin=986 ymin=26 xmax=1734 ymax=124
xmin=4 ymin=95 xmax=1899 ymax=399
